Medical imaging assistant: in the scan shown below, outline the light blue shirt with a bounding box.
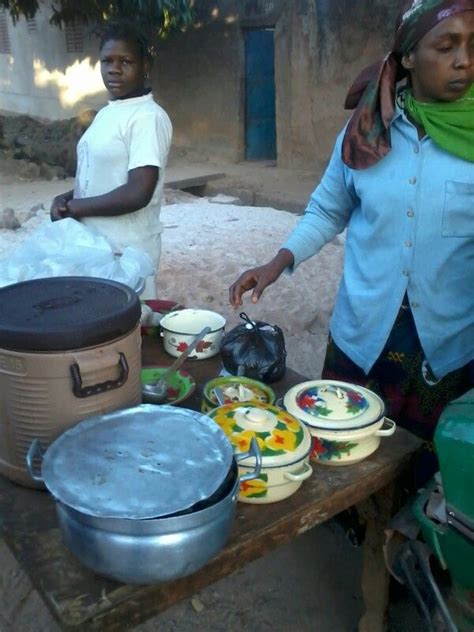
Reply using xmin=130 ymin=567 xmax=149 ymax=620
xmin=282 ymin=105 xmax=474 ymax=379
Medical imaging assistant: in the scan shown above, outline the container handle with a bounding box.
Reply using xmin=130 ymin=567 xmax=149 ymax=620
xmin=376 ymin=418 xmax=397 ymax=437
xmin=70 ymin=352 xmax=129 ymax=398
xmin=26 ymin=439 xmax=44 ymax=483
xmin=237 ymin=437 xmax=262 ymax=482
xmin=284 ymin=462 xmax=313 ymax=482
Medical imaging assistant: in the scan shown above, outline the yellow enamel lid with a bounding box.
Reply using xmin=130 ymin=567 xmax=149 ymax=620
xmin=208 ymin=402 xmax=312 ymax=467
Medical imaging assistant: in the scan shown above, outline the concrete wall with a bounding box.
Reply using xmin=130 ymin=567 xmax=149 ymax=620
xmin=153 ymin=0 xmax=287 ymax=162
xmin=0 ymin=0 xmax=402 ymax=167
xmin=275 ymin=0 xmax=400 ymax=168
xmin=0 ymin=3 xmax=107 ymax=120
xmin=154 ymin=0 xmax=400 ymax=167
xmin=153 ymin=20 xmax=244 ymax=163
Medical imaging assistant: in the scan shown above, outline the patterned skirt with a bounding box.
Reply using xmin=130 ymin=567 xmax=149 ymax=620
xmin=322 ymin=300 xmax=473 ymax=442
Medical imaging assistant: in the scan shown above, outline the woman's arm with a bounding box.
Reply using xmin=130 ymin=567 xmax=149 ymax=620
xmin=282 ymin=132 xmax=358 ymax=269
xmin=65 ymin=166 xmax=159 ymax=220
xmin=228 ymin=130 xmax=358 ymax=308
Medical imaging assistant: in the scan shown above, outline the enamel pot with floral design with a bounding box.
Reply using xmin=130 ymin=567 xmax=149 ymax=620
xmin=159 ymin=309 xmax=226 ymax=359
xmin=283 ymin=380 xmax=396 ymax=466
xmin=208 ymin=402 xmax=313 ymax=504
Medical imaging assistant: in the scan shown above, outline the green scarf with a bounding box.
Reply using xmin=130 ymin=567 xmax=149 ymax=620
xmin=404 ymin=85 xmax=474 ymax=162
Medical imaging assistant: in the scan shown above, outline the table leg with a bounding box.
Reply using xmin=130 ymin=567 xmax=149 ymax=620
xmin=357 ymin=481 xmax=397 ymax=632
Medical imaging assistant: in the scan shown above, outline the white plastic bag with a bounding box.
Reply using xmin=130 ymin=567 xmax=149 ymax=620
xmin=0 ymin=218 xmax=154 ymax=291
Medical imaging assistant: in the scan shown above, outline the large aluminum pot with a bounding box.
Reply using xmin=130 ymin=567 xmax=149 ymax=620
xmin=26 ymin=406 xmax=261 ymax=584
xmin=55 ymin=462 xmax=243 ymax=584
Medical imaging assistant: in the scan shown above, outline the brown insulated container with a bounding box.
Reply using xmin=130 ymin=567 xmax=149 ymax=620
xmin=0 ymin=277 xmax=142 ymax=488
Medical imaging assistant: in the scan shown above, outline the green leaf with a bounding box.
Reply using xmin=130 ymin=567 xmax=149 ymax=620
xmin=2 ymin=0 xmax=195 ymax=36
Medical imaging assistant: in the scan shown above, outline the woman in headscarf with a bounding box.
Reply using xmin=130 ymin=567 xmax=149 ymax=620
xmin=229 ymin=0 xmax=474 ymax=442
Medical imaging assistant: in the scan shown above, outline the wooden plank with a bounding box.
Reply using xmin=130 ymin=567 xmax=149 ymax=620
xmin=164 ymin=167 xmax=225 ymax=190
xmin=0 ymin=428 xmax=420 ymax=630
xmin=0 ymin=338 xmax=422 ymax=630
xmin=358 ymin=482 xmax=398 ymax=632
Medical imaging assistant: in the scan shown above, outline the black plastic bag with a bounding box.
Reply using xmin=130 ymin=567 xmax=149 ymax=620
xmin=219 ymin=313 xmax=286 ymax=383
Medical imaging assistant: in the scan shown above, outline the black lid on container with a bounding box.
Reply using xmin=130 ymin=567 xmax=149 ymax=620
xmin=0 ymin=277 xmax=141 ymax=351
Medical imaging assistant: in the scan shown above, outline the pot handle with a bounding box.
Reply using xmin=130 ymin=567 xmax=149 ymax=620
xmin=284 ymin=462 xmax=313 ymax=482
xmin=26 ymin=439 xmax=45 ymax=483
xmin=70 ymin=351 xmax=129 ymax=398
xmin=237 ymin=437 xmax=262 ymax=482
xmin=376 ymin=418 xmax=397 ymax=437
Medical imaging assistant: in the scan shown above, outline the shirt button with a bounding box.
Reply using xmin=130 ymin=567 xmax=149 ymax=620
xmin=405 ymin=240 xmax=413 ymax=248
xmin=411 ymin=301 xmax=419 ymax=308
xmin=414 ymin=145 xmax=420 ymax=154
xmin=407 ymin=209 xmax=415 ymax=217
xmin=409 ymin=176 xmax=417 ymax=184
xmin=403 ymin=270 xmax=410 ymax=277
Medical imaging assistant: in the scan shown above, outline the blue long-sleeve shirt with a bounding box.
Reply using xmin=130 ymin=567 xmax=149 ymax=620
xmin=282 ymin=105 xmax=474 ymax=379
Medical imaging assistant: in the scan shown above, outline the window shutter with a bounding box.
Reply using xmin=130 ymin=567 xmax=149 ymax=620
xmin=0 ymin=9 xmax=11 ymax=55
xmin=65 ymin=21 xmax=84 ymax=53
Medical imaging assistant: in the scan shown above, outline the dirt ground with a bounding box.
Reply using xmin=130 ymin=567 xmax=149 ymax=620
xmin=0 ymin=157 xmax=421 ymax=632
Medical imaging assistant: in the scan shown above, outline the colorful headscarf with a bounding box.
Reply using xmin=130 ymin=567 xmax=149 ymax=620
xmin=342 ymin=0 xmax=474 ymax=169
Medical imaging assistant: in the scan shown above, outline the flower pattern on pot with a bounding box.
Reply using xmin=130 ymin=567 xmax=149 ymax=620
xmin=297 ymin=385 xmax=369 ymax=419
xmin=310 ymin=437 xmax=358 ymax=461
xmin=176 ymin=340 xmax=213 ymax=353
xmin=217 ymin=407 xmax=306 ymax=458
xmin=240 ymin=473 xmax=268 ymax=499
xmin=265 ymin=429 xmax=297 ymax=452
xmin=234 ymin=430 xmax=266 ymax=453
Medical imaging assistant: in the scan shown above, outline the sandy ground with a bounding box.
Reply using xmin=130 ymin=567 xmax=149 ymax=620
xmin=0 ymin=170 xmax=417 ymax=631
xmin=1 ymin=176 xmax=343 ymax=379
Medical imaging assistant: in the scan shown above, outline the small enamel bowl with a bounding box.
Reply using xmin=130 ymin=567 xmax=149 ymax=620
xmin=201 ymin=376 xmax=276 ymax=413
xmin=159 ymin=309 xmax=226 ymax=359
xmin=141 ymin=367 xmax=196 ymax=406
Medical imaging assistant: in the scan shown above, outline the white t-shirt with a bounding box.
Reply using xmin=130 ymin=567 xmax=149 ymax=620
xmin=73 ymin=93 xmax=172 ymax=265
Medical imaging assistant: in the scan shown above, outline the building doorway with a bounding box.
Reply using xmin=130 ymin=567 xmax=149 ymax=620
xmin=244 ymin=28 xmax=276 ymax=161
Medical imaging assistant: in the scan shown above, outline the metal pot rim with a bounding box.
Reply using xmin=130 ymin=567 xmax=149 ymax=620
xmin=32 ymin=404 xmax=235 ymax=520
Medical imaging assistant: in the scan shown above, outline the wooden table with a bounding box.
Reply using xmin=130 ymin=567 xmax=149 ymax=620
xmin=0 ymin=337 xmax=422 ymax=631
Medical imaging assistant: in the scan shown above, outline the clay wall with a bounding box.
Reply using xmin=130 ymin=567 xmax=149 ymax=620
xmin=0 ymin=0 xmax=401 ymax=166
xmin=155 ymin=0 xmax=400 ymax=166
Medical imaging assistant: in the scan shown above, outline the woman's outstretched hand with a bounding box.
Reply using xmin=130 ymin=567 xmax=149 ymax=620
xmin=228 ymin=249 xmax=295 ymax=308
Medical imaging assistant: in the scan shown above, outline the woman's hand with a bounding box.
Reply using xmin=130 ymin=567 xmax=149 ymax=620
xmin=50 ymin=191 xmax=73 ymax=222
xmin=228 ymin=249 xmax=295 ymax=308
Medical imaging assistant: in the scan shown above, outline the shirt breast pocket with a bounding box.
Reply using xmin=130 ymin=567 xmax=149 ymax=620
xmin=442 ymin=181 xmax=474 ymax=237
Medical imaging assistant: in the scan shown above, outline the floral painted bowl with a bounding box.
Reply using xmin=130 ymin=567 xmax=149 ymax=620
xmin=283 ymin=379 xmax=396 ymax=466
xmin=207 ymin=402 xmax=313 ymax=504
xmin=201 ymin=376 xmax=276 ymax=413
xmin=141 ymin=367 xmax=196 ymax=406
xmin=159 ymin=309 xmax=226 ymax=359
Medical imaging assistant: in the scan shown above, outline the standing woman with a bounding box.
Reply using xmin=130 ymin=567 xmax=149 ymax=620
xmin=50 ymin=21 xmax=172 ymax=299
xmin=229 ymin=0 xmax=474 ymax=442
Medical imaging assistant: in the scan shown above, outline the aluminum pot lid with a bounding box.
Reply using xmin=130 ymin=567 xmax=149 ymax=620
xmin=283 ymin=380 xmax=385 ymax=430
xmin=40 ymin=404 xmax=234 ymax=520
xmin=208 ymin=402 xmax=312 ymax=467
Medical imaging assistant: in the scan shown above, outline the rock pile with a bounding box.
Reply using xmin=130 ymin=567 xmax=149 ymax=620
xmin=0 ymin=110 xmax=96 ymax=180
xmin=0 ymin=204 xmax=46 ymax=230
